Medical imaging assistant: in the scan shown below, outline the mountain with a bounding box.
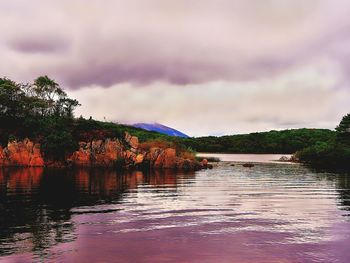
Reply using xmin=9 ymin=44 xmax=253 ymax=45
xmin=132 ymin=123 xmax=190 ymax=138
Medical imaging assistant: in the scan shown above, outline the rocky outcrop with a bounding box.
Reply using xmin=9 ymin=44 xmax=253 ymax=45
xmin=0 ymin=139 xmax=44 ymax=167
xmin=0 ymin=132 xmax=204 ymax=170
xmin=68 ymin=139 xmax=124 ymax=167
xmin=68 ymin=135 xmax=202 ymax=170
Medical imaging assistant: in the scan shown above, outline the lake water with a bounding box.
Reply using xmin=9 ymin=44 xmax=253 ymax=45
xmin=0 ymin=154 xmax=350 ymax=262
xmin=197 ymin=153 xmax=292 ymax=163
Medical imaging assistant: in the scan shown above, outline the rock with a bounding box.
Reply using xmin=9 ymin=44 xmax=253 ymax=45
xmin=207 ymin=164 xmax=213 ymax=169
xmin=289 ymin=155 xmax=299 ymax=162
xmin=279 ymin=156 xmax=290 ymax=162
xmin=154 ymin=148 xmax=177 ymax=169
xmin=0 ymin=139 xmax=44 ymax=167
xmin=278 ymin=155 xmax=299 ymax=163
xmin=135 ymin=154 xmax=144 ymax=164
xmin=176 ymin=159 xmax=191 ymax=170
xmin=0 ymin=134 xmax=207 ymax=171
xmin=29 ymin=143 xmax=45 ymax=166
xmin=125 ymin=132 xmax=139 ymax=149
xmin=242 ymin=163 xmax=254 ymax=167
xmin=147 ymin=147 xmax=162 ymax=163
xmin=69 ymin=139 xmax=124 ymax=167
xmin=0 ymin=146 xmax=4 ymax=166
xmin=201 ymin=158 xmax=208 ymax=166
xmin=230 ymin=164 xmax=235 ymax=166
xmin=69 ymin=148 xmax=91 ymax=167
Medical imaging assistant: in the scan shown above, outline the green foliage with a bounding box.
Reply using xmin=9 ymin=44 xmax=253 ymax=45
xmin=335 ymin=114 xmax=350 ymax=146
xmin=42 ymin=130 xmax=78 ymax=161
xmin=336 ymin=114 xmax=350 ymax=133
xmin=181 ymin=129 xmax=336 ymax=154
xmin=0 ymin=76 xmax=81 ymax=159
xmin=0 ymin=75 xmax=79 ymax=119
xmin=297 ymin=114 xmax=350 ymax=170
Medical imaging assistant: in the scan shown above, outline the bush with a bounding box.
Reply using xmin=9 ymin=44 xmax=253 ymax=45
xmin=41 ymin=130 xmax=78 ymax=161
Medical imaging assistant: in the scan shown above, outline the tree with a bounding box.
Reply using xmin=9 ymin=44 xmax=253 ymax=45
xmin=336 ymin=114 xmax=350 ymax=133
xmin=33 ymin=76 xmax=67 ymax=116
xmin=56 ymin=98 xmax=81 ymax=118
xmin=336 ymin=113 xmax=350 ymax=146
xmin=0 ymin=78 xmax=25 ymax=118
xmin=33 ymin=76 xmax=66 ymax=101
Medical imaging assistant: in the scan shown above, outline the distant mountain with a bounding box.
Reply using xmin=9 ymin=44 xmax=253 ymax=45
xmin=132 ymin=123 xmax=189 ymax=138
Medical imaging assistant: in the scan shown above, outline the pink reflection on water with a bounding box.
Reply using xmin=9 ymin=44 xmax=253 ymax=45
xmin=1 ymin=163 xmax=350 ymax=263
xmin=3 ymin=218 xmax=350 ymax=263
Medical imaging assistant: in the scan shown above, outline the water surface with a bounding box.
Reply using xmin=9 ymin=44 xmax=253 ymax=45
xmin=0 ymin=155 xmax=350 ymax=262
xmin=197 ymin=153 xmax=292 ymax=163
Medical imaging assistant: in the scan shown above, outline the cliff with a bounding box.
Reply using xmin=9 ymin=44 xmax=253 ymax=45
xmin=0 ymin=132 xmax=205 ymax=170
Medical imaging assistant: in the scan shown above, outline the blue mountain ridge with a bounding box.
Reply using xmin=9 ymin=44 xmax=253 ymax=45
xmin=132 ymin=123 xmax=190 ymax=138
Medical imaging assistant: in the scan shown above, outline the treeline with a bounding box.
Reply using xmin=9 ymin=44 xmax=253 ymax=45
xmin=0 ymin=76 xmax=166 ymax=160
xmin=1 ymin=76 xmax=349 ymax=170
xmin=0 ymin=76 xmax=80 ymax=119
xmin=297 ymin=114 xmax=350 ymax=170
xmin=181 ymin=129 xmax=336 ymax=154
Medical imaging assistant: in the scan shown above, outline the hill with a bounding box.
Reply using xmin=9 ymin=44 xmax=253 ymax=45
xmin=132 ymin=123 xmax=189 ymax=138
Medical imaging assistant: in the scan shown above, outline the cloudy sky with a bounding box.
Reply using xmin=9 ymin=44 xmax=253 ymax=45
xmin=1 ymin=0 xmax=350 ymax=136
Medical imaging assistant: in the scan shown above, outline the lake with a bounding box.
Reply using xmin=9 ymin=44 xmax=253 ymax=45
xmin=0 ymin=154 xmax=350 ymax=262
xmin=197 ymin=153 xmax=292 ymax=163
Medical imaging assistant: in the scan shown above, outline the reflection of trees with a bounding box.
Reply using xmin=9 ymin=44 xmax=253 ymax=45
xmin=0 ymin=168 xmax=195 ymax=257
xmin=0 ymin=168 xmax=75 ymax=257
xmin=309 ymin=168 xmax=350 ymax=216
xmin=335 ymin=174 xmax=350 ymax=213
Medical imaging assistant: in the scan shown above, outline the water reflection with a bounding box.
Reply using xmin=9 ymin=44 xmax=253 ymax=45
xmin=335 ymin=174 xmax=350 ymax=214
xmin=0 ymin=164 xmax=350 ymax=262
xmin=0 ymin=168 xmax=194 ymax=257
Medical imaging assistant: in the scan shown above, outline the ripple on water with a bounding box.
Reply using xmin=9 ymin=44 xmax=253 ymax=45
xmin=0 ymin=162 xmax=350 ymax=262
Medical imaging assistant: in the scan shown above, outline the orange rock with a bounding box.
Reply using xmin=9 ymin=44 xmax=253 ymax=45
xmin=125 ymin=132 xmax=139 ymax=149
xmin=0 ymin=135 xmax=204 ymax=170
xmin=154 ymin=148 xmax=177 ymax=169
xmin=69 ymin=149 xmax=91 ymax=166
xmin=0 ymin=139 xmax=44 ymax=167
xmin=135 ymin=154 xmax=144 ymax=164
xmin=129 ymin=136 xmax=139 ymax=149
xmin=0 ymin=146 xmax=4 ymax=166
xmin=69 ymin=139 xmax=125 ymax=167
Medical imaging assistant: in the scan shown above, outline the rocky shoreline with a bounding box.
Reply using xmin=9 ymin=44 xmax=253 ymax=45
xmin=0 ymin=132 xmax=209 ymax=170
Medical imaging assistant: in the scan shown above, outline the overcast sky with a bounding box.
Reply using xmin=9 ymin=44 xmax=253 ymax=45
xmin=1 ymin=0 xmax=350 ymax=136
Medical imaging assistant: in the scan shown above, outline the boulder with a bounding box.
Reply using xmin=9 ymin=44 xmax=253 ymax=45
xmin=69 ymin=139 xmax=124 ymax=167
xmin=69 ymin=148 xmax=91 ymax=167
xmin=154 ymin=148 xmax=177 ymax=169
xmin=0 ymin=139 xmax=44 ymax=167
xmin=279 ymin=156 xmax=290 ymax=162
xmin=125 ymin=132 xmax=139 ymax=149
xmin=135 ymin=154 xmax=144 ymax=164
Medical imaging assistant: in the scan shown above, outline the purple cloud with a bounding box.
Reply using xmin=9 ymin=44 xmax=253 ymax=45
xmin=9 ymin=35 xmax=70 ymax=54
xmin=1 ymin=0 xmax=350 ymax=91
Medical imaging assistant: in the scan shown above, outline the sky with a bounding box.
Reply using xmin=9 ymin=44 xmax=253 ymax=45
xmin=1 ymin=0 xmax=350 ymax=136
